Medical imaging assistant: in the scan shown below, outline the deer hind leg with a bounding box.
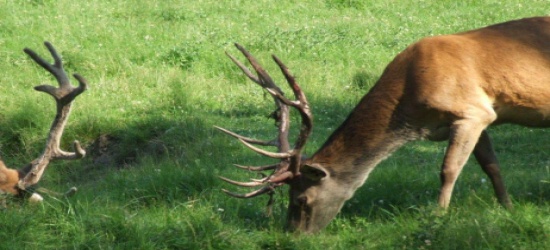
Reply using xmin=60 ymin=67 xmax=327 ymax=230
xmin=473 ymin=130 xmax=512 ymax=209
xmin=438 ymin=119 xmax=490 ymax=208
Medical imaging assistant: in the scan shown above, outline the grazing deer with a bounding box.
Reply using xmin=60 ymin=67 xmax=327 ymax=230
xmin=0 ymin=42 xmax=87 ymax=203
xmin=217 ymin=16 xmax=550 ymax=233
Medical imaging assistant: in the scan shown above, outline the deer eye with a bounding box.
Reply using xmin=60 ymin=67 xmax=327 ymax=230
xmin=296 ymin=195 xmax=308 ymax=206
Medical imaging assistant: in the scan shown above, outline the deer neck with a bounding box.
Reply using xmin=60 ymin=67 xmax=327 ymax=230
xmin=310 ymin=84 xmax=411 ymax=190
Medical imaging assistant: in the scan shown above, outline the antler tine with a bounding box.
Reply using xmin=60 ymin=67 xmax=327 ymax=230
xmin=24 ymin=42 xmax=87 ymax=102
xmin=214 ymin=126 xmax=279 ymax=147
xmin=232 ymin=44 xmax=300 ymax=110
xmin=226 ymin=45 xmax=286 ymax=103
xmin=49 ymin=139 xmax=86 ymax=160
xmin=226 ymin=51 xmax=262 ymax=86
xmin=266 ymin=171 xmax=294 ymax=183
xmin=234 ymin=164 xmax=278 ymax=171
xmin=238 ymin=138 xmax=292 ymax=159
xmin=23 ymin=42 xmax=69 ymax=86
xmin=272 ymin=56 xmax=312 ymax=155
xmin=216 ymin=126 xmax=291 ymax=158
xmin=222 ymin=186 xmax=275 ymax=199
xmin=17 ymin=42 xmax=87 ymax=190
xmin=272 ymin=55 xmax=309 ymax=107
xmin=219 ymin=176 xmax=266 ymax=187
xmin=216 ymin=125 xmax=291 ymax=159
xmin=233 ymin=43 xmax=282 ymax=91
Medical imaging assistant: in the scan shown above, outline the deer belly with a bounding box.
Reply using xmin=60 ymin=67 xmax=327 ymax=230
xmin=493 ymin=106 xmax=550 ymax=127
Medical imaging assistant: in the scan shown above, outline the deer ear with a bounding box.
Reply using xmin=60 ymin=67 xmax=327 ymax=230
xmin=301 ymin=164 xmax=329 ymax=181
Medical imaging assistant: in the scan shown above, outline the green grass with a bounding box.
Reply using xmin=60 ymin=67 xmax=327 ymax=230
xmin=1 ymin=0 xmax=549 ymax=249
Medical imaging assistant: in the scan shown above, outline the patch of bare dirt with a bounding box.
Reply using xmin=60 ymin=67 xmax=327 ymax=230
xmin=87 ymin=134 xmax=168 ymax=168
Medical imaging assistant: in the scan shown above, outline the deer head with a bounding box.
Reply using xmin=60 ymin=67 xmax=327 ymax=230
xmin=217 ymin=44 xmax=345 ymax=232
xmin=0 ymin=42 xmax=87 ymax=202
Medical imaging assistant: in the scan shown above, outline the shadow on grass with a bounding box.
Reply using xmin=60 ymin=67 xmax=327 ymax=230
xmin=2 ymin=69 xmax=546 ymax=233
xmin=337 ymin=124 xmax=549 ymax=220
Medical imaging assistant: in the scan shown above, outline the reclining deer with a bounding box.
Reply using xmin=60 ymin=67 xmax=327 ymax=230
xmin=0 ymin=42 xmax=86 ymax=203
xmin=218 ymin=16 xmax=550 ymax=233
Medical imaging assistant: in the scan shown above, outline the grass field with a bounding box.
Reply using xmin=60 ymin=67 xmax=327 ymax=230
xmin=0 ymin=0 xmax=549 ymax=249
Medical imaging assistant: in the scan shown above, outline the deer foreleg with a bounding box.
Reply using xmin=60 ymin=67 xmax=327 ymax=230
xmin=438 ymin=119 xmax=488 ymax=208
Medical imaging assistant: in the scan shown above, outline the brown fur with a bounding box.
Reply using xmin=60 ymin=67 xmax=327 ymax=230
xmin=287 ymin=17 xmax=550 ymax=233
xmin=0 ymin=160 xmax=22 ymax=195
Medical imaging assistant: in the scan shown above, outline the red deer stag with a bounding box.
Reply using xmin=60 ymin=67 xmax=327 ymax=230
xmin=217 ymin=16 xmax=550 ymax=233
xmin=0 ymin=42 xmax=86 ymax=203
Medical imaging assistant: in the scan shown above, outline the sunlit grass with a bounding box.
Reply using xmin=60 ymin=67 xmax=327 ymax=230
xmin=0 ymin=0 xmax=548 ymax=249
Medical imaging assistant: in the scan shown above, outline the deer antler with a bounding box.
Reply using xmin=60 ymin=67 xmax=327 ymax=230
xmin=217 ymin=43 xmax=313 ymax=200
xmin=16 ymin=41 xmax=87 ymax=191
